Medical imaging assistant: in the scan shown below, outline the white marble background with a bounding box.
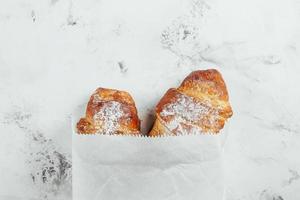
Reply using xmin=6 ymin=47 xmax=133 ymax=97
xmin=0 ymin=0 xmax=300 ymax=199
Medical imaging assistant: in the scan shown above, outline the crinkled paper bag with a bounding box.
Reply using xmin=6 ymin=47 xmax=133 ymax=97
xmin=72 ymin=105 xmax=227 ymax=200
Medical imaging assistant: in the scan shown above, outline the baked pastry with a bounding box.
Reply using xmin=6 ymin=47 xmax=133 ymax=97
xmin=149 ymin=69 xmax=233 ymax=136
xmin=77 ymin=88 xmax=140 ymax=135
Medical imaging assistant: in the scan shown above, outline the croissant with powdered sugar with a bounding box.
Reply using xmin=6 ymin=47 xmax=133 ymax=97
xmin=149 ymin=69 xmax=233 ymax=136
xmin=77 ymin=88 xmax=141 ymax=135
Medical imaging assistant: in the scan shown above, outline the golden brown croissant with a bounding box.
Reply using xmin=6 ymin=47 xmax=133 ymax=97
xmin=77 ymin=88 xmax=141 ymax=135
xmin=149 ymin=69 xmax=233 ymax=136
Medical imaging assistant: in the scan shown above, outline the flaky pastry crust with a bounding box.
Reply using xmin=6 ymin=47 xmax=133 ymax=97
xmin=77 ymin=88 xmax=140 ymax=135
xmin=149 ymin=69 xmax=233 ymax=136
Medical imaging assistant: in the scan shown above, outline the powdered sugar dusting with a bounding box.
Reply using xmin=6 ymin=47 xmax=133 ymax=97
xmin=93 ymin=101 xmax=125 ymax=135
xmin=92 ymin=94 xmax=102 ymax=104
xmin=160 ymin=93 xmax=219 ymax=134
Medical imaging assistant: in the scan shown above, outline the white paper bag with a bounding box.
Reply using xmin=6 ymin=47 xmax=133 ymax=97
xmin=72 ymin=105 xmax=227 ymax=200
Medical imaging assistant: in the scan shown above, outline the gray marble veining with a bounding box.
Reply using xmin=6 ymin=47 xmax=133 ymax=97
xmin=0 ymin=0 xmax=300 ymax=199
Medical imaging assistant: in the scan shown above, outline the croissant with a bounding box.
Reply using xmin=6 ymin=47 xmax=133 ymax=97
xmin=77 ymin=88 xmax=141 ymax=135
xmin=149 ymin=69 xmax=233 ymax=136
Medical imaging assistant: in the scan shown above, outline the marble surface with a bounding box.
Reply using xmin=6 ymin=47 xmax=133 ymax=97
xmin=0 ymin=0 xmax=300 ymax=199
